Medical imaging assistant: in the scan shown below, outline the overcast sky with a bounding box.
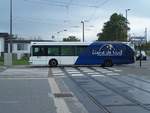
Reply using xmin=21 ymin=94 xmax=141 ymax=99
xmin=0 ymin=0 xmax=150 ymax=41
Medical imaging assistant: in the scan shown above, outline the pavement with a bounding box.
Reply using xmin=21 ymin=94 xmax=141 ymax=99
xmin=0 ymin=66 xmax=89 ymax=113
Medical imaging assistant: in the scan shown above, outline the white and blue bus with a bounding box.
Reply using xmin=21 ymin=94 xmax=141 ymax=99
xmin=29 ymin=41 xmax=135 ymax=67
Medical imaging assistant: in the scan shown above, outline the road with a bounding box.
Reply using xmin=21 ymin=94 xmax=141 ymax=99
xmin=0 ymin=68 xmax=57 ymax=113
xmin=0 ymin=60 xmax=150 ymax=113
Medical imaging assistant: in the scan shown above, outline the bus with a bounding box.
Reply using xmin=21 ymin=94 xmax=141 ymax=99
xmin=29 ymin=41 xmax=135 ymax=67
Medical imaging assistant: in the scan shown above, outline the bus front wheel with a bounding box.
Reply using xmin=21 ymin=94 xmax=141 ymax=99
xmin=49 ymin=59 xmax=58 ymax=67
xmin=104 ymin=60 xmax=113 ymax=67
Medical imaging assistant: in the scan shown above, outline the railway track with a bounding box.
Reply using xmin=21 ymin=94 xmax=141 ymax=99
xmin=102 ymin=67 xmax=150 ymax=94
xmin=61 ymin=67 xmax=112 ymax=113
xmin=76 ymin=67 xmax=150 ymax=112
xmin=86 ymin=67 xmax=150 ymax=95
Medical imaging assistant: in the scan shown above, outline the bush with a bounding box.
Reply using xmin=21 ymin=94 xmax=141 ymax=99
xmin=0 ymin=56 xmax=4 ymax=61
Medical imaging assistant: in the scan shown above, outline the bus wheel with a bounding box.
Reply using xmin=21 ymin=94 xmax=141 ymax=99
xmin=49 ymin=59 xmax=58 ymax=67
xmin=104 ymin=60 xmax=113 ymax=67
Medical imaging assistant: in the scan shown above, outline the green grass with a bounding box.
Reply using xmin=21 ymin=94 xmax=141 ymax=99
xmin=12 ymin=56 xmax=29 ymax=65
xmin=0 ymin=56 xmax=29 ymax=65
xmin=12 ymin=59 xmax=29 ymax=65
xmin=146 ymin=51 xmax=150 ymax=56
xmin=0 ymin=61 xmax=3 ymax=66
xmin=0 ymin=56 xmax=4 ymax=66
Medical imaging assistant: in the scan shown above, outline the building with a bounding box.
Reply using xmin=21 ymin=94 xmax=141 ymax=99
xmin=130 ymin=36 xmax=146 ymax=46
xmin=0 ymin=33 xmax=53 ymax=59
xmin=0 ymin=33 xmax=9 ymax=56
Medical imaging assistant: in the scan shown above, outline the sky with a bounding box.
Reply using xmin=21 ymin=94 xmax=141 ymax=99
xmin=0 ymin=0 xmax=150 ymax=41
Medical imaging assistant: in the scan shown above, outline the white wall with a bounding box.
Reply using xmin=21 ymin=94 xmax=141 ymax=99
xmin=12 ymin=43 xmax=30 ymax=53
xmin=0 ymin=38 xmax=4 ymax=52
xmin=12 ymin=43 xmax=30 ymax=59
xmin=0 ymin=39 xmax=31 ymax=58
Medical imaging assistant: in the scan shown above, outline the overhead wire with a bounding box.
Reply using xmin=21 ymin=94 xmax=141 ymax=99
xmin=13 ymin=17 xmax=65 ymax=26
xmin=87 ymin=0 xmax=110 ymax=22
xmin=24 ymin=0 xmax=98 ymax=8
xmin=19 ymin=0 xmax=111 ymax=36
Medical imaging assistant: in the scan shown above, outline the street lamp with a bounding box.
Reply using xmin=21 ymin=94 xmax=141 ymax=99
xmin=81 ymin=21 xmax=85 ymax=42
xmin=125 ymin=9 xmax=131 ymax=41
xmin=125 ymin=9 xmax=130 ymax=21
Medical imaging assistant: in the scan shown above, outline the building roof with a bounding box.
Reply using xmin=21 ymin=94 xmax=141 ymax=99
xmin=0 ymin=33 xmax=54 ymax=43
xmin=0 ymin=33 xmax=9 ymax=38
xmin=6 ymin=39 xmax=54 ymax=43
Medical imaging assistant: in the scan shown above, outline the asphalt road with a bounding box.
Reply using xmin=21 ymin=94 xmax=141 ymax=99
xmin=0 ymin=60 xmax=150 ymax=113
xmin=0 ymin=68 xmax=57 ymax=113
xmin=0 ymin=78 xmax=57 ymax=113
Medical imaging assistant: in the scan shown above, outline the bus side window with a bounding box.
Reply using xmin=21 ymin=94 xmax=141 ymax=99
xmin=40 ymin=47 xmax=46 ymax=56
xmin=33 ymin=46 xmax=47 ymax=56
xmin=48 ymin=46 xmax=59 ymax=56
xmin=61 ymin=46 xmax=75 ymax=56
xmin=33 ymin=47 xmax=40 ymax=56
xmin=76 ymin=46 xmax=87 ymax=56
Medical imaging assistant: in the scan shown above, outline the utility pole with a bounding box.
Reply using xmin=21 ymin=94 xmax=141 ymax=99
xmin=81 ymin=21 xmax=85 ymax=42
xmin=4 ymin=0 xmax=13 ymax=66
xmin=10 ymin=0 xmax=13 ymax=53
xmin=125 ymin=9 xmax=130 ymax=41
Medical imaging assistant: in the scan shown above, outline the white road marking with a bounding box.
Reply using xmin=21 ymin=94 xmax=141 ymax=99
xmin=82 ymin=70 xmax=94 ymax=73
xmin=87 ymin=72 xmax=99 ymax=75
xmin=68 ymin=71 xmax=80 ymax=74
xmin=106 ymin=73 xmax=120 ymax=75
xmin=91 ymin=74 xmax=105 ymax=77
xmin=51 ymin=70 xmax=63 ymax=74
xmin=52 ymin=71 xmax=63 ymax=73
xmin=53 ymin=73 xmax=65 ymax=76
xmin=113 ymin=69 xmax=122 ymax=72
xmin=107 ymin=68 xmax=122 ymax=72
xmin=71 ymin=74 xmax=84 ymax=76
xmin=48 ymin=78 xmax=71 ymax=113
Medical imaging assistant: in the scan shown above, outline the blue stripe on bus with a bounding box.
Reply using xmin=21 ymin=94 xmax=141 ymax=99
xmin=75 ymin=41 xmax=134 ymax=65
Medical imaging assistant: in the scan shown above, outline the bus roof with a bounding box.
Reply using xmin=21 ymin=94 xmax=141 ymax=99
xmin=31 ymin=41 xmax=92 ymax=46
xmin=30 ymin=41 xmax=134 ymax=49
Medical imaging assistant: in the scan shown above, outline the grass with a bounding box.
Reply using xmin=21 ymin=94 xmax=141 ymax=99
xmin=12 ymin=58 xmax=29 ymax=65
xmin=0 ymin=56 xmax=29 ymax=66
xmin=0 ymin=61 xmax=3 ymax=66
xmin=146 ymin=50 xmax=150 ymax=56
xmin=0 ymin=56 xmax=4 ymax=66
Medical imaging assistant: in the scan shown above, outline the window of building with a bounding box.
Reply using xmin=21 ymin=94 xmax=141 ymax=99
xmin=17 ymin=43 xmax=28 ymax=51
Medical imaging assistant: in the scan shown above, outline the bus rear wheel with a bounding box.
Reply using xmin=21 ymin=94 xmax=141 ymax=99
xmin=49 ymin=59 xmax=58 ymax=67
xmin=104 ymin=60 xmax=113 ymax=67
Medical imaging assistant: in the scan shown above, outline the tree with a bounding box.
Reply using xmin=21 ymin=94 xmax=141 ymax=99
xmin=63 ymin=36 xmax=80 ymax=42
xmin=97 ymin=13 xmax=130 ymax=41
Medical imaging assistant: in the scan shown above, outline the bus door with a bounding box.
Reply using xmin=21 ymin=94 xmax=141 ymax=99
xmin=32 ymin=46 xmax=47 ymax=65
xmin=125 ymin=46 xmax=134 ymax=63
